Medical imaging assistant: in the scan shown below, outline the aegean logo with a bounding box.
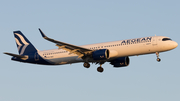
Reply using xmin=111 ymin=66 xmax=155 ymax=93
xmin=121 ymin=37 xmax=152 ymax=45
xmin=14 ymin=33 xmax=29 ymax=55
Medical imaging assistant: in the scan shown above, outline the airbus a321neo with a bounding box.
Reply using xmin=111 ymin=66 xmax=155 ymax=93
xmin=4 ymin=29 xmax=178 ymax=72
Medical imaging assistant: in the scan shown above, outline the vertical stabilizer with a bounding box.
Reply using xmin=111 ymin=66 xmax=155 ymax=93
xmin=13 ymin=31 xmax=37 ymax=55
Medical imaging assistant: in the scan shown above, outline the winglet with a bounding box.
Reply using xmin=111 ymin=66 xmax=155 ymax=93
xmin=39 ymin=28 xmax=47 ymax=38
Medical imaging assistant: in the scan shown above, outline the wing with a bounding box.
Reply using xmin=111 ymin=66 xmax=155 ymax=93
xmin=39 ymin=29 xmax=92 ymax=58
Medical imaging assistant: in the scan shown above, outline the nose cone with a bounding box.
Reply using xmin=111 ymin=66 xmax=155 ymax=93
xmin=173 ymin=41 xmax=178 ymax=49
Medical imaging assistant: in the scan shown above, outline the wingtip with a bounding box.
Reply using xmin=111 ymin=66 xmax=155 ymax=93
xmin=39 ymin=28 xmax=47 ymax=38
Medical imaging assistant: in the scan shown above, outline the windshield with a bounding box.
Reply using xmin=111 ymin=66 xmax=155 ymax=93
xmin=162 ymin=38 xmax=172 ymax=41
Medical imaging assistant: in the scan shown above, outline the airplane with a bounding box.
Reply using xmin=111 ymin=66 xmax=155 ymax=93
xmin=4 ymin=29 xmax=178 ymax=73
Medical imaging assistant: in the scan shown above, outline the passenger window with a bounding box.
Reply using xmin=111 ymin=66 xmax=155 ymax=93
xmin=162 ymin=38 xmax=172 ymax=41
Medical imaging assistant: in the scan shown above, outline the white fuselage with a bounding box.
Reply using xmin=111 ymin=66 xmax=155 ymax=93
xmin=37 ymin=36 xmax=178 ymax=65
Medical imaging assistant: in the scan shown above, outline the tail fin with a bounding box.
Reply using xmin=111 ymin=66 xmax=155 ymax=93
xmin=13 ymin=31 xmax=37 ymax=55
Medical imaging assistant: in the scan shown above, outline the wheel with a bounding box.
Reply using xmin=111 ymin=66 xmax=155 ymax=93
xmin=83 ymin=62 xmax=90 ymax=68
xmin=97 ymin=67 xmax=104 ymax=73
xmin=157 ymin=58 xmax=161 ymax=62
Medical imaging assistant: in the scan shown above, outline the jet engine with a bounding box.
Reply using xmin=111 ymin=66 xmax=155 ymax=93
xmin=110 ymin=57 xmax=130 ymax=67
xmin=92 ymin=49 xmax=109 ymax=60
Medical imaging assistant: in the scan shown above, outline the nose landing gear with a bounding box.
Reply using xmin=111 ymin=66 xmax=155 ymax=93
xmin=157 ymin=58 xmax=161 ymax=62
xmin=156 ymin=52 xmax=161 ymax=62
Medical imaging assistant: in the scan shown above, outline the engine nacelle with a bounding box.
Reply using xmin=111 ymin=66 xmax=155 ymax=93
xmin=110 ymin=57 xmax=130 ymax=67
xmin=92 ymin=49 xmax=109 ymax=60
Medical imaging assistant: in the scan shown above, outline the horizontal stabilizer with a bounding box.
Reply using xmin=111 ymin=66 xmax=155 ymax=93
xmin=4 ymin=52 xmax=28 ymax=59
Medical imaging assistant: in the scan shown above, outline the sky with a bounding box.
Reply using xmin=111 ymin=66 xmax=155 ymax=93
xmin=0 ymin=0 xmax=180 ymax=101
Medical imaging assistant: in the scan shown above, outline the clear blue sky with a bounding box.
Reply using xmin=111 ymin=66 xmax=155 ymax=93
xmin=0 ymin=0 xmax=180 ymax=101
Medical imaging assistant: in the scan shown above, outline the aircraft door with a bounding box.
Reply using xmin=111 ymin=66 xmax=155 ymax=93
xmin=35 ymin=52 xmax=39 ymax=61
xmin=152 ymin=37 xmax=157 ymax=46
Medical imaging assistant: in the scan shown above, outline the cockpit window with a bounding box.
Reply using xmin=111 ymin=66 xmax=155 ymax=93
xmin=162 ymin=38 xmax=172 ymax=41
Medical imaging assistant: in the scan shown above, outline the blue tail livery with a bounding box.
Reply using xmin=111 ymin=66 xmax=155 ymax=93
xmin=4 ymin=30 xmax=51 ymax=65
xmin=13 ymin=31 xmax=37 ymax=55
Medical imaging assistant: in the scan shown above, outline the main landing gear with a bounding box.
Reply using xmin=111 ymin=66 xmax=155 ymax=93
xmin=83 ymin=62 xmax=90 ymax=68
xmin=156 ymin=52 xmax=161 ymax=62
xmin=97 ymin=64 xmax=104 ymax=73
xmin=83 ymin=62 xmax=104 ymax=73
